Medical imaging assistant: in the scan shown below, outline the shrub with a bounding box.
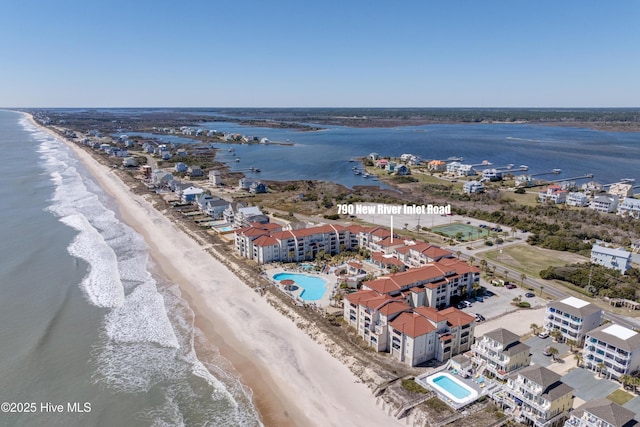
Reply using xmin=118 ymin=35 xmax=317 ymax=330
xmin=401 ymin=378 xmax=428 ymax=394
xmin=518 ymin=301 xmax=531 ymax=308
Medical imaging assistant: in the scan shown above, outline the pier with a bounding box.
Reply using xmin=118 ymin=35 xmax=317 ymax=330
xmin=530 ymin=170 xmax=562 ymax=177
xmin=548 ymin=174 xmax=594 ymax=184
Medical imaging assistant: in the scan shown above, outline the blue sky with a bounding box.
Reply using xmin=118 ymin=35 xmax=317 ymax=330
xmin=1 ymin=0 xmax=638 ymax=107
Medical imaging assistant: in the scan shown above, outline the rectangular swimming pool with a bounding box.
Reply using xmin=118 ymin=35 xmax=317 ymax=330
xmin=423 ymin=372 xmax=478 ymax=405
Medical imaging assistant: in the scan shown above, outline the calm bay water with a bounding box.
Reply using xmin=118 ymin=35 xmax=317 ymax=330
xmin=197 ymin=120 xmax=640 ymax=189
xmin=0 ymin=110 xmax=261 ymax=427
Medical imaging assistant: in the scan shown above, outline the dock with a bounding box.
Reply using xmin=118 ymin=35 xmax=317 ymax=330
xmin=547 ymin=174 xmax=594 ymax=184
xmin=530 ymin=170 xmax=562 ymax=177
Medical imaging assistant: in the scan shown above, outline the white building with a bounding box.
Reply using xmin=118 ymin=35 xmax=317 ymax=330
xmin=566 ymin=192 xmax=589 ymax=207
xmin=589 ymin=194 xmax=618 ymax=213
xmin=583 ymin=323 xmax=640 ymax=380
xmin=502 ymin=365 xmax=574 ymax=427
xmin=539 ymin=185 xmax=567 ymax=204
xmin=564 ymin=399 xmax=637 ymax=427
xmin=209 ymin=170 xmax=222 ymax=186
xmin=471 ymin=328 xmax=531 ymax=380
xmin=482 ymin=169 xmax=503 ymax=181
xmin=591 ymin=244 xmax=632 ymax=274
xmin=463 ymin=181 xmax=485 ymax=194
xmin=544 ymin=297 xmax=602 ymax=344
xmin=617 ymin=197 xmax=640 ymax=218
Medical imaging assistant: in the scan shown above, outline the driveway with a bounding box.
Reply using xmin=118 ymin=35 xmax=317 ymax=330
xmin=524 ymin=336 xmax=568 ymax=367
xmin=561 ymin=368 xmax=619 ymax=402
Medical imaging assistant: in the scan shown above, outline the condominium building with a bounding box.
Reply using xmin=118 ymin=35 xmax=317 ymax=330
xmin=566 ymin=192 xmax=589 ymax=207
xmin=564 ymin=399 xmax=636 ymax=427
xmin=543 ymin=297 xmax=602 ymax=344
xmin=609 ymin=183 xmax=634 ymax=199
xmin=539 ymin=185 xmax=567 ymax=204
xmin=471 ymin=328 xmax=531 ymax=380
xmin=361 ymin=258 xmax=480 ymax=309
xmin=583 ymin=323 xmax=640 ymax=380
xmin=502 ymin=365 xmax=574 ymax=427
xmin=344 ymin=292 xmax=475 ymax=366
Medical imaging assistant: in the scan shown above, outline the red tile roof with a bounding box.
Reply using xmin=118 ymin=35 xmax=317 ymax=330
xmin=439 ymin=307 xmax=476 ymax=327
xmin=390 ymin=312 xmax=436 ymax=338
xmin=253 ymin=235 xmax=278 ymax=246
xmin=344 ymin=290 xmax=379 ymax=305
xmin=378 ymin=301 xmax=411 ymax=316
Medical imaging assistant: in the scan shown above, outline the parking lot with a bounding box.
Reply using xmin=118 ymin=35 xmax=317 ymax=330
xmin=459 ymin=278 xmax=547 ymax=329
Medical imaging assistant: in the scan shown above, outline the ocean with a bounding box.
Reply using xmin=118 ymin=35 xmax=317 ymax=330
xmin=0 ymin=110 xmax=261 ymax=427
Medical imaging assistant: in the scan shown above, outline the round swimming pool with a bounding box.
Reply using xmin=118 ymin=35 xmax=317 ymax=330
xmin=273 ymin=272 xmax=327 ymax=301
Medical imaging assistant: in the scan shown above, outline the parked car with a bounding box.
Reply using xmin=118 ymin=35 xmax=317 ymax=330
xmin=475 ymin=313 xmax=486 ymax=322
xmin=505 ymin=283 xmax=517 ymax=289
xmin=525 ymin=292 xmax=535 ymax=298
xmin=542 ymin=346 xmax=552 ymax=356
xmin=538 ymin=331 xmax=549 ymax=339
xmin=456 ymin=303 xmax=465 ymax=309
xmin=462 ymin=300 xmax=473 ymax=308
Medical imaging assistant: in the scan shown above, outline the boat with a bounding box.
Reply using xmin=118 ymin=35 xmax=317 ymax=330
xmin=620 ymin=178 xmax=636 ymax=183
xmin=353 ymin=170 xmax=361 ymax=175
xmin=362 ymin=173 xmax=370 ymax=178
xmin=228 ymin=148 xmax=235 ymax=152
xmin=235 ymin=158 xmax=240 ymax=162
xmin=348 ymin=158 xmax=356 ymax=162
xmin=552 ymin=169 xmax=562 ymax=173
xmin=447 ymin=156 xmax=464 ymax=162
xmin=519 ymin=165 xmax=529 ymax=170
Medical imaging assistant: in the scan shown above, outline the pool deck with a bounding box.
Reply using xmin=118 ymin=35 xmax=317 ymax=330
xmin=265 ymin=266 xmax=338 ymax=307
xmin=416 ymin=368 xmax=489 ymax=410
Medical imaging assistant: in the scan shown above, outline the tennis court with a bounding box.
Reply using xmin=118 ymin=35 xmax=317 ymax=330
xmin=432 ymin=223 xmax=489 ymax=241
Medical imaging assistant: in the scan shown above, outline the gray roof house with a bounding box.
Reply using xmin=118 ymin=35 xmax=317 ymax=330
xmin=565 ymin=399 xmax=636 ymax=427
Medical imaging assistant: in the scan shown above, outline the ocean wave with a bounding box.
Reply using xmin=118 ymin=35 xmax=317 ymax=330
xmin=60 ymin=213 xmax=125 ymax=308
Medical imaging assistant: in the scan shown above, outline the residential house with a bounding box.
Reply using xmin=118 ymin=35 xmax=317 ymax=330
xmin=203 ymin=198 xmax=230 ymax=219
xmin=582 ymin=181 xmax=604 ymax=195
xmin=427 ymin=160 xmax=447 ymax=172
xmin=376 ymin=159 xmax=389 ymax=168
xmin=609 ymin=183 xmax=634 ymax=199
xmin=238 ymin=178 xmax=257 ymax=191
xmin=174 ymin=162 xmax=188 ymax=173
xmin=564 ymin=399 xmax=636 ymax=427
xmin=471 ymin=328 xmax=531 ymax=380
xmin=446 ymin=162 xmax=462 ymax=174
xmin=395 ymin=164 xmax=410 ymax=176
xmin=543 ymin=297 xmax=602 ymax=344
xmin=501 ymin=365 xmax=574 ymax=427
xmin=617 ymin=197 xmax=640 ymax=219
xmin=179 ymin=186 xmax=204 ymax=203
xmin=234 ymin=205 xmax=269 ymax=227
xmin=151 ymin=170 xmax=174 ymax=187
xmin=122 ymin=157 xmax=137 ymax=167
xmin=456 ymin=164 xmax=476 ymax=177
xmin=515 ymin=175 xmax=534 ymax=187
xmin=539 ymin=185 xmax=567 ymax=204
xmin=249 ymin=181 xmax=267 ymax=194
xmin=589 ymin=194 xmax=618 ymax=213
xmin=583 ymin=323 xmax=640 ymax=380
xmin=463 ymin=181 xmax=485 ymax=194
xmin=209 ymin=170 xmax=222 ymax=186
xmin=188 ymin=166 xmax=203 ymax=177
xmin=482 ymin=169 xmax=503 ymax=181
xmin=591 ymin=244 xmax=632 ymax=274
xmin=566 ymin=192 xmax=589 ymax=207
xmin=369 ymin=152 xmax=380 ymax=161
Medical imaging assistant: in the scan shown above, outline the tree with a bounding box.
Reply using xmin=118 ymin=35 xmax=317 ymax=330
xmin=469 ymin=256 xmax=475 ymax=267
xmin=530 ymin=323 xmax=540 ymax=335
xmin=597 ymin=362 xmax=607 ymax=378
xmin=503 ymin=270 xmax=510 ymax=283
xmin=550 ymin=329 xmax=563 ymax=342
xmin=520 ymin=273 xmax=527 ymax=287
xmin=539 ymin=285 xmax=544 ymax=297
xmin=456 ymin=250 xmax=462 ymax=259
xmin=574 ymin=353 xmax=583 ymax=367
xmin=480 ymin=259 xmax=488 ymax=272
xmin=566 ymin=339 xmax=577 ymax=352
xmin=620 ymin=374 xmax=631 ymax=390
xmin=548 ymin=347 xmax=559 ymax=361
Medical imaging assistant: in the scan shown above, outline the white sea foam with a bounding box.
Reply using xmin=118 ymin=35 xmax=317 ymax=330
xmin=26 ymin=117 xmax=261 ymax=426
xmin=60 ymin=213 xmax=125 ymax=308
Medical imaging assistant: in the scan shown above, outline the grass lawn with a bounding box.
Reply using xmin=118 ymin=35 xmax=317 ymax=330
xmin=607 ymin=389 xmax=634 ymax=405
xmin=483 ymin=244 xmax=589 ymax=279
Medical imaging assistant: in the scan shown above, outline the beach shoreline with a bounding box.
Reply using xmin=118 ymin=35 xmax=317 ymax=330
xmin=24 ymin=112 xmax=399 ymax=427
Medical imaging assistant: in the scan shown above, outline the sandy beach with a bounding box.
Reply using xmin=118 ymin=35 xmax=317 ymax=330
xmin=26 ymin=114 xmax=400 ymax=427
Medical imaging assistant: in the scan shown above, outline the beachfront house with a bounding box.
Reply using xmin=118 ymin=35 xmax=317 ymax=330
xmin=238 ymin=178 xmax=256 ymax=191
xmin=566 ymin=192 xmax=589 ymax=207
xmin=151 ymin=170 xmax=174 ymax=188
xmin=179 ymin=186 xmax=204 ymax=203
xmin=369 ymin=152 xmax=380 ymax=161
xmin=456 ymin=164 xmax=476 ymax=177
xmin=471 ymin=328 xmax=531 ymax=380
xmin=234 ymin=206 xmax=269 ymax=228
xmin=203 ymin=199 xmax=229 ymax=219
xmin=501 ymin=365 xmax=574 ymax=427
xmin=589 ymin=194 xmax=619 ymax=213
xmin=582 ymin=181 xmax=604 ymax=195
xmin=463 ymin=181 xmax=485 ymax=194
xmin=564 ymin=399 xmax=637 ymax=427
xmin=122 ymin=157 xmax=137 ymax=167
xmin=539 ymin=185 xmax=567 ymax=204
xmin=249 ymin=181 xmax=267 ymax=194
xmin=617 ymin=197 xmax=640 ymax=219
xmin=481 ymin=169 xmax=503 ymax=181
xmin=591 ymin=244 xmax=631 ymax=274
xmin=543 ymin=297 xmax=602 ymax=345
xmin=582 ymin=323 xmax=640 ymax=380
xmin=515 ymin=175 xmax=534 ymax=187
xmin=395 ymin=164 xmax=410 ymax=176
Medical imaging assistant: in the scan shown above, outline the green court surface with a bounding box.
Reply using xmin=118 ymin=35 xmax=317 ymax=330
xmin=432 ymin=223 xmax=489 ymax=241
